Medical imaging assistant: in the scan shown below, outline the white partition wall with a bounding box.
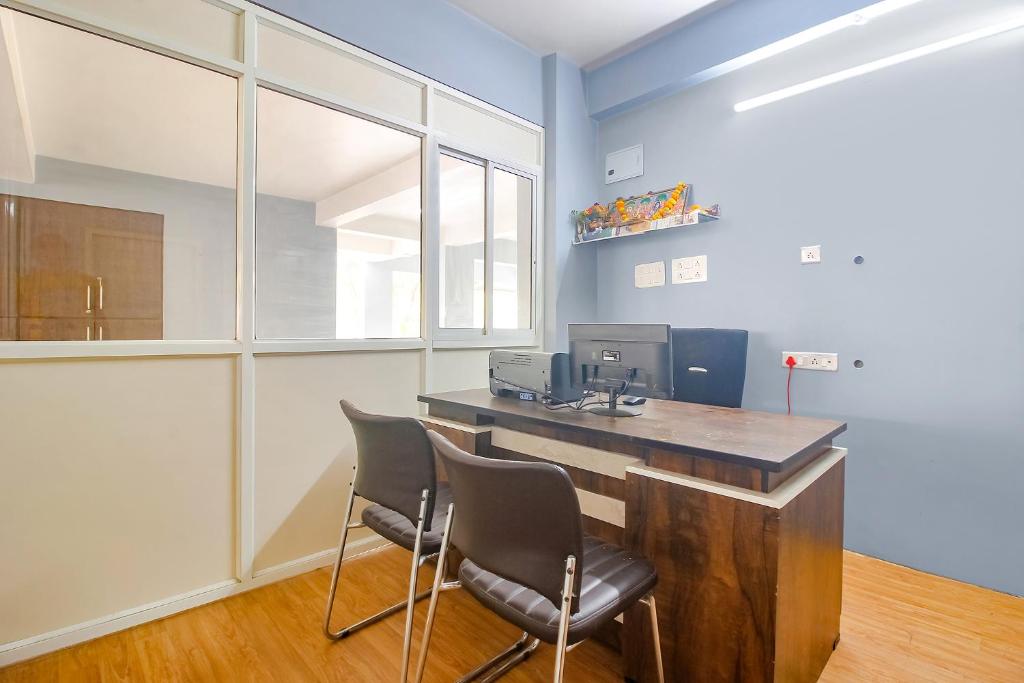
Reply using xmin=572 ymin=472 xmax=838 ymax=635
xmin=253 ymin=351 xmax=422 ymax=573
xmin=431 ymin=349 xmax=492 ymax=393
xmin=0 ymin=356 xmax=236 ymax=646
xmin=0 ymin=0 xmax=543 ymax=665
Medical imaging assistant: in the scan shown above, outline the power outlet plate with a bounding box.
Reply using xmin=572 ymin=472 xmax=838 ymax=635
xmin=783 ymin=351 xmax=838 ymax=372
xmin=634 ymin=260 xmax=665 ymax=288
xmin=801 ymin=245 xmax=822 ymax=263
xmin=672 ymin=255 xmax=708 ymax=284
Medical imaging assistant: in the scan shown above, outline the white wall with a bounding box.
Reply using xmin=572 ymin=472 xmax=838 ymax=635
xmin=256 ymin=194 xmax=336 ymax=340
xmin=0 ymin=356 xmax=236 ymax=645
xmin=430 ymin=349 xmax=490 ymax=393
xmin=253 ymin=351 xmax=422 ymax=571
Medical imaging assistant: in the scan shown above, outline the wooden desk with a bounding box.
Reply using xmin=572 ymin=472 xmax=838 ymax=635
xmin=419 ymin=389 xmax=847 ymax=683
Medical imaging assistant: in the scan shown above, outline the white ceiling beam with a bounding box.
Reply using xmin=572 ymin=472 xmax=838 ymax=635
xmin=336 ymin=215 xmax=420 ymax=242
xmin=316 ymin=154 xmax=420 ymax=227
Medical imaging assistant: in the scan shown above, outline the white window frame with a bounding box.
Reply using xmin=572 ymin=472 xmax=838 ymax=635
xmin=250 ymin=81 xmax=428 ymax=348
xmin=0 ymin=0 xmax=545 ymax=359
xmin=0 ymin=0 xmax=544 ymax=600
xmin=432 ymin=147 xmax=539 ymax=348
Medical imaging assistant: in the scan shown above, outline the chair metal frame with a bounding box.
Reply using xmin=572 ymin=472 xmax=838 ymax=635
xmin=415 ymin=503 xmax=665 ymax=683
xmin=324 ymin=466 xmax=458 ymax=682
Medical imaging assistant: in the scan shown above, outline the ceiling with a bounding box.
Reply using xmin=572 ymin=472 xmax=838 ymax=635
xmin=446 ymin=0 xmax=726 ymax=68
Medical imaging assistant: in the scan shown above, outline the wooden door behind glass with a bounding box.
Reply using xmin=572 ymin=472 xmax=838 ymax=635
xmin=0 ymin=196 xmax=15 ymax=339
xmin=12 ymin=196 xmax=164 ymax=340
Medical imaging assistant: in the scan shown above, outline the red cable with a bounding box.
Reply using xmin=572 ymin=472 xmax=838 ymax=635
xmin=785 ymin=356 xmax=796 ymax=415
xmin=786 ymin=366 xmax=793 ymax=415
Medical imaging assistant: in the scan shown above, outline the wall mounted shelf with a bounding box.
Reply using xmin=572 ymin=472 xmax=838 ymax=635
xmin=573 ymin=206 xmax=719 ymax=245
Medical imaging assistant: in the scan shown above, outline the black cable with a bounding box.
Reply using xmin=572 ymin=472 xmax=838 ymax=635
xmin=494 ymin=368 xmax=638 ymax=414
xmin=492 ymin=378 xmax=600 ymax=412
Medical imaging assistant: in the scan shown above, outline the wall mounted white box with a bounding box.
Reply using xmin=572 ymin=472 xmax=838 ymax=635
xmin=606 ymin=144 xmax=643 ymax=184
xmin=672 ymin=255 xmax=708 ymax=284
xmin=634 ymin=261 xmax=665 ymax=288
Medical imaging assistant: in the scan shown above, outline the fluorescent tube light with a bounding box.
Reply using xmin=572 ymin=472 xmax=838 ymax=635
xmin=734 ymin=16 xmax=1024 ymax=112
xmin=722 ymin=0 xmax=926 ymax=73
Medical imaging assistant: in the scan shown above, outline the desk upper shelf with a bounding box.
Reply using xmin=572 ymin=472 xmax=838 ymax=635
xmin=418 ymin=389 xmax=846 ymax=473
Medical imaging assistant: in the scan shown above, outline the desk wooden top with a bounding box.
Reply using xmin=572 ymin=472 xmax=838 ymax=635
xmin=418 ymin=389 xmax=846 ymax=472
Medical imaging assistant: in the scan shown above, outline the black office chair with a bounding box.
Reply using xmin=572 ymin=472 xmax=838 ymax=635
xmin=671 ymin=328 xmax=749 ymax=408
xmin=416 ymin=431 xmax=665 ymax=683
xmin=324 ymin=401 xmax=455 ymax=682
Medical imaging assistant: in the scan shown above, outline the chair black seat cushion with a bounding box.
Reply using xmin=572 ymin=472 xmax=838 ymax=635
xmin=361 ymin=482 xmax=452 ymax=554
xmin=458 ymin=535 xmax=657 ymax=645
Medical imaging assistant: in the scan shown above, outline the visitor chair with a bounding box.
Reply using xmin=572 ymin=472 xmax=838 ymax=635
xmin=415 ymin=431 xmax=665 ymax=683
xmin=324 ymin=400 xmax=456 ymax=682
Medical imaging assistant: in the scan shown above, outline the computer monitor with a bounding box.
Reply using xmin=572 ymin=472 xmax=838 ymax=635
xmin=568 ymin=323 xmax=673 ymax=417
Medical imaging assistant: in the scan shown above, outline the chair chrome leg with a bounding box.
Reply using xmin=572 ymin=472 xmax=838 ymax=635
xmin=458 ymin=632 xmax=540 ymax=683
xmin=400 ymin=489 xmax=431 ymax=683
xmin=552 ymin=555 xmax=577 ymax=683
xmin=337 ymin=589 xmax=433 ymax=637
xmin=324 ymin=476 xmax=444 ymax=644
xmin=414 ymin=503 xmax=456 ymax=683
xmin=641 ymin=593 xmax=665 ymax=683
xmin=323 ymin=472 xmax=358 ymax=640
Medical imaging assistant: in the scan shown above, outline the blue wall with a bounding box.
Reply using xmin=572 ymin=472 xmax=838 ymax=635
xmin=253 ymin=0 xmax=544 ymax=124
xmin=591 ymin=7 xmax=1024 ymax=595
xmin=542 ymin=55 xmax=598 ymax=351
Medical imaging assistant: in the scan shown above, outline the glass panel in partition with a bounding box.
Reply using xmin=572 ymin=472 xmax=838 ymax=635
xmin=438 ymin=153 xmax=485 ymax=330
xmin=0 ymin=9 xmax=237 ymax=341
xmin=492 ymin=169 xmax=533 ymax=330
xmin=255 ymin=87 xmax=422 ymax=340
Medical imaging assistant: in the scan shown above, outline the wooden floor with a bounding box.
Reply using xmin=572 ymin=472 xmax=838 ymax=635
xmin=2 ymin=548 xmax=1021 ymax=682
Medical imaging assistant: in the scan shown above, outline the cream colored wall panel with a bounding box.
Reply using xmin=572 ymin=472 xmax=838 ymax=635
xmin=491 ymin=427 xmax=643 ymax=480
xmin=253 ymin=351 xmax=421 ymax=572
xmin=0 ymin=356 xmax=235 ymax=645
xmin=256 ymin=22 xmax=424 ymax=124
xmin=54 ymin=0 xmax=240 ymax=60
xmin=431 ymin=349 xmax=491 ymax=393
xmin=434 ymin=93 xmax=540 ymax=166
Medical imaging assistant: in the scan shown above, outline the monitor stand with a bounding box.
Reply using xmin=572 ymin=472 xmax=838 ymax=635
xmin=587 ymin=385 xmax=641 ymax=417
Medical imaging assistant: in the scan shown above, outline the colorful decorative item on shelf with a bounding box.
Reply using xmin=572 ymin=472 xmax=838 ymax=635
xmin=572 ymin=183 xmax=719 ymax=244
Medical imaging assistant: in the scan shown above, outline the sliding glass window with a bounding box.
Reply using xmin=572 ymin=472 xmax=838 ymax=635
xmin=492 ymin=168 xmax=533 ymax=330
xmin=0 ymin=9 xmax=237 ymax=342
xmin=437 ymin=151 xmax=536 ymax=340
xmin=438 ymin=153 xmax=486 ymax=330
xmin=255 ymin=88 xmax=422 ymax=340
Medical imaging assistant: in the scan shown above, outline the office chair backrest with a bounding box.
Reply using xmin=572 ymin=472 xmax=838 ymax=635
xmin=671 ymin=328 xmax=748 ymax=408
xmin=427 ymin=431 xmax=584 ymax=612
xmin=340 ymin=400 xmax=438 ymax=530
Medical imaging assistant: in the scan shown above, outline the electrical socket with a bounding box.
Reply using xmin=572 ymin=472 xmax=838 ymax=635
xmin=801 ymin=245 xmax=822 ymax=264
xmin=782 ymin=352 xmax=838 ymax=372
xmin=671 ymin=255 xmax=708 ymax=284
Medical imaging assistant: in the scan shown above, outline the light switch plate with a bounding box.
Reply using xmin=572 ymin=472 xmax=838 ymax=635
xmin=634 ymin=261 xmax=665 ymax=288
xmin=801 ymin=245 xmax=822 ymax=263
xmin=782 ymin=352 xmax=838 ymax=371
xmin=672 ymin=255 xmax=708 ymax=284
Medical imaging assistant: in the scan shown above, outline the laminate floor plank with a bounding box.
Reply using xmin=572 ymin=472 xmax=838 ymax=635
xmin=2 ymin=548 xmax=1020 ymax=682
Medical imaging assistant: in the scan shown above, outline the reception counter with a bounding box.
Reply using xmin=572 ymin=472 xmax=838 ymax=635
xmin=418 ymin=388 xmax=847 ymax=683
